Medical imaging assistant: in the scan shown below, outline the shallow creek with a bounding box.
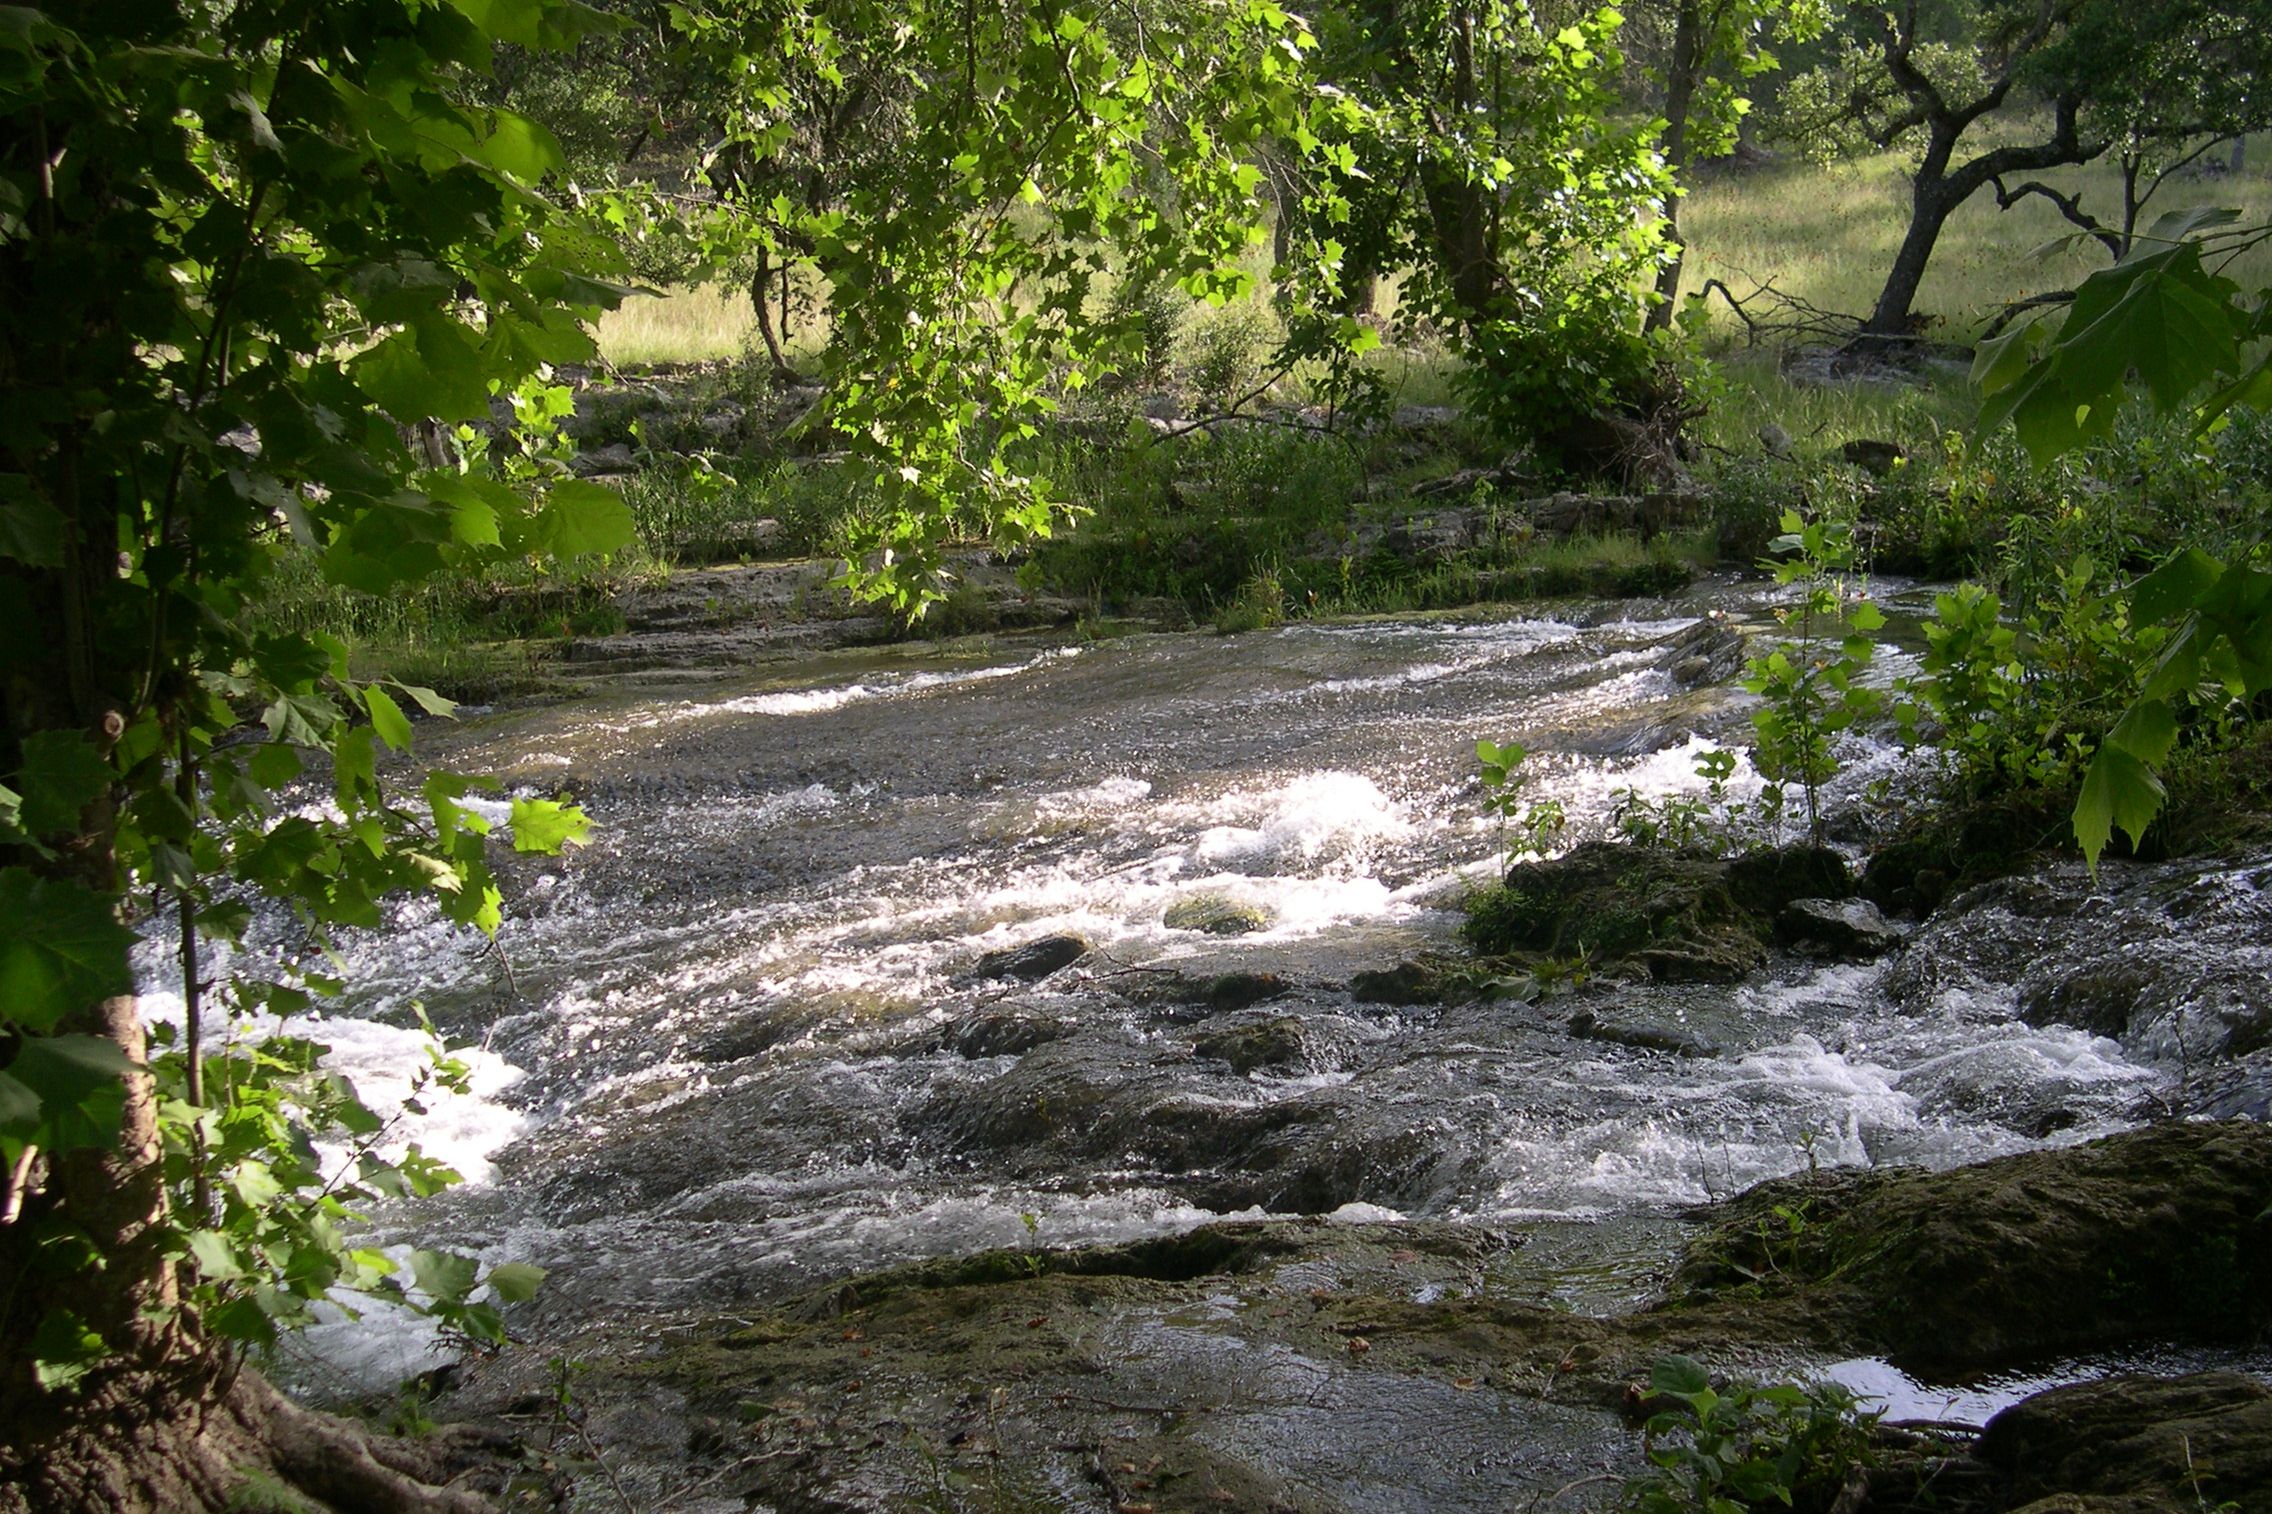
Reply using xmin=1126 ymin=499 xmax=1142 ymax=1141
xmin=214 ymin=578 xmax=2210 ymax=1475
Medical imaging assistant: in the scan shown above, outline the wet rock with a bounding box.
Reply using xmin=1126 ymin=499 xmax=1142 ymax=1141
xmin=1976 ymin=1372 xmax=2272 ymax=1512
xmin=1723 ymin=845 xmax=1853 ymax=915
xmin=913 ymin=1038 xmax=1471 ymax=1212
xmin=1467 ymin=841 xmax=1833 ymax=983
xmin=1191 ymin=1015 xmax=1309 ymax=1074
xmin=1196 ymin=970 xmax=1294 ymax=1013
xmin=1348 ymin=960 xmax=1444 ymax=1006
xmin=1567 ymin=1007 xmax=1719 ymax=1058
xmin=972 ymin=933 xmax=1089 ymax=982
xmin=1778 ymin=897 xmax=1907 ymax=958
xmin=1675 ymin=1119 xmax=2272 ymax=1373
xmin=1163 ymin=893 xmax=1271 ymax=935
xmin=1888 ymin=855 xmax=2272 ymax=1077
xmin=945 ymin=1006 xmax=1083 ymax=1059
xmin=1123 ymin=969 xmax=1293 ymax=1016
xmin=1662 ymin=616 xmax=1747 ymax=688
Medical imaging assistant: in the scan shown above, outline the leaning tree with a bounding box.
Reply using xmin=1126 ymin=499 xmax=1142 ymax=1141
xmin=1774 ymin=0 xmax=2272 ymax=348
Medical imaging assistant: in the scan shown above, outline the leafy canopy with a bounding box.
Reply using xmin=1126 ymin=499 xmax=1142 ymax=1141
xmin=0 ymin=0 xmax=635 ymax=1385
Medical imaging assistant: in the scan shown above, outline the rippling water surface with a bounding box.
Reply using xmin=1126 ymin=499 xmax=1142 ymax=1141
xmin=211 ymin=582 xmax=2175 ymax=1395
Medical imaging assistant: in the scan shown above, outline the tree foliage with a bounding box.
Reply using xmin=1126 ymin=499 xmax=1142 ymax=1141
xmin=0 ymin=0 xmax=634 ymax=1470
xmin=1976 ymin=213 xmax=2272 ymax=867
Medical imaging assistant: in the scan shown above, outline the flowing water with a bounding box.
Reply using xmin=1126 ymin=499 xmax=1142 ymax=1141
xmin=214 ymin=579 xmax=2185 ymax=1403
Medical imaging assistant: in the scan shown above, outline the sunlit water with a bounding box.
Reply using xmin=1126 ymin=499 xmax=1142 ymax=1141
xmin=163 ymin=581 xmax=2188 ymax=1397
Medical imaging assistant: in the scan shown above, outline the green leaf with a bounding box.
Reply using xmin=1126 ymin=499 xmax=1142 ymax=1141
xmin=263 ymin=692 xmax=343 ymax=749
xmin=0 ymin=870 xmax=138 ymax=1034
xmin=0 ymin=1070 xmax=40 ymax=1136
xmin=532 ymin=479 xmax=636 ymax=558
xmin=0 ymin=494 xmax=65 ymax=568
xmin=2073 ymin=738 xmax=2167 ymax=871
xmin=202 ymin=1295 xmax=277 ymax=1347
xmin=2 ymin=1035 xmax=134 ymax=1149
xmin=507 ymin=796 xmax=592 ymax=853
xmin=2130 ymin=549 xmax=2222 ymax=625
xmin=364 ymin=685 xmax=414 ymax=752
xmin=486 ymin=1261 xmax=546 ymax=1302
xmin=1650 ymin=1354 xmax=1711 ymax=1397
xmin=187 ymin=1229 xmax=245 ymax=1283
xmin=30 ymin=1308 xmax=108 ymax=1393
xmin=409 ymin=1247 xmax=479 ymax=1306
xmin=14 ymin=731 xmax=113 ymax=836
xmin=247 ymin=742 xmax=303 ymax=789
xmin=396 ymin=683 xmax=460 ymax=719
xmin=2105 ymin=699 xmax=2179 ymax=768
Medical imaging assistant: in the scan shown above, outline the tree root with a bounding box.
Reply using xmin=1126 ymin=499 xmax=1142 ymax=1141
xmin=0 ymin=1361 xmax=508 ymax=1514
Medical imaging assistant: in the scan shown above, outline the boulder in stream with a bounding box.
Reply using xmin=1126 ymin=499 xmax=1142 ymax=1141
xmin=1778 ymin=896 xmax=1909 ymax=959
xmin=972 ymin=932 xmax=1090 ymax=982
xmin=1674 ymin=1119 xmax=2272 ymax=1374
xmin=1976 ymin=1371 xmax=2272 ymax=1513
xmin=1464 ymin=841 xmax=1852 ymax=983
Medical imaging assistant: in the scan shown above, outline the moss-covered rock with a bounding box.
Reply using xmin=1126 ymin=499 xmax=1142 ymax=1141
xmin=1462 ymin=841 xmax=1851 ymax=982
xmin=1190 ymin=1015 xmax=1310 ymax=1074
xmin=1164 ymin=893 xmax=1272 ymax=935
xmin=1978 ymin=1372 xmax=2272 ymax=1513
xmin=1672 ymin=1120 xmax=2272 ymax=1373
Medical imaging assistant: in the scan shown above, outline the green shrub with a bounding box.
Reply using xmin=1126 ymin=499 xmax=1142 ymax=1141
xmin=1623 ymin=1356 xmax=1879 ymax=1514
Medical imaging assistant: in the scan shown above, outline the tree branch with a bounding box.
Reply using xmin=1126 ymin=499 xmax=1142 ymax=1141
xmin=1992 ymin=175 xmax=2121 ymax=257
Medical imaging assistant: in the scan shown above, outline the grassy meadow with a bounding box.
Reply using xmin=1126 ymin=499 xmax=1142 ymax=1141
xmin=1677 ymin=138 xmax=2272 ymax=339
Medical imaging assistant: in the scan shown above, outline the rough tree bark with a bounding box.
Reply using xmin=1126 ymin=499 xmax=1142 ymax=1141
xmin=1645 ymin=0 xmax=1704 ymax=333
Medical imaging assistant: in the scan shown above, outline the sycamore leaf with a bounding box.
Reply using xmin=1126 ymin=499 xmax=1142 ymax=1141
xmin=1980 ymin=245 xmax=2245 ymax=464
xmin=0 ymin=494 xmax=65 ymax=568
xmin=188 ymin=1229 xmax=246 ymax=1283
xmin=395 ymin=682 xmax=459 ymax=719
xmin=0 ymin=1070 xmax=37 ymax=1137
xmin=486 ymin=1261 xmax=546 ymax=1302
xmin=409 ymin=1247 xmax=479 ymax=1306
xmin=2074 ymin=738 xmax=2167 ymax=871
xmin=14 ymin=731 xmax=113 ymax=836
xmin=30 ymin=1309 xmax=107 ymax=1393
xmin=507 ymin=796 xmax=592 ymax=854
xmin=0 ymin=870 xmax=138 ymax=1034
xmin=364 ymin=685 xmax=414 ymax=752
xmin=2130 ymin=548 xmax=2222 ymax=624
xmin=531 ymin=479 xmax=636 ymax=558
xmin=2105 ymin=699 xmax=2179 ymax=768
xmin=1 ymin=1035 xmax=135 ymax=1150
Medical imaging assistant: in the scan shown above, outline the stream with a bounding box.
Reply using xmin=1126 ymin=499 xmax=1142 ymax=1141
xmin=160 ymin=574 xmax=2272 ymax=1509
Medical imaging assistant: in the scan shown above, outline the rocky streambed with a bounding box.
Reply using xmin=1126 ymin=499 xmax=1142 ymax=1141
xmin=255 ymin=578 xmax=2271 ymax=1511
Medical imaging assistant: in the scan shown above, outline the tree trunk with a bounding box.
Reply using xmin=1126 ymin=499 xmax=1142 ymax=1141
xmin=1645 ymin=0 xmax=1703 ymax=334
xmin=1860 ymin=176 xmax=1957 ymax=345
xmin=0 ymin=427 xmax=500 ymax=1514
xmin=750 ymin=246 xmax=796 ymax=379
xmin=2 ymin=1364 xmax=499 ymax=1514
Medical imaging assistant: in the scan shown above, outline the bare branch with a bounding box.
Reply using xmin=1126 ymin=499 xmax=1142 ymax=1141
xmin=1991 ymin=176 xmax=2121 ymax=257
